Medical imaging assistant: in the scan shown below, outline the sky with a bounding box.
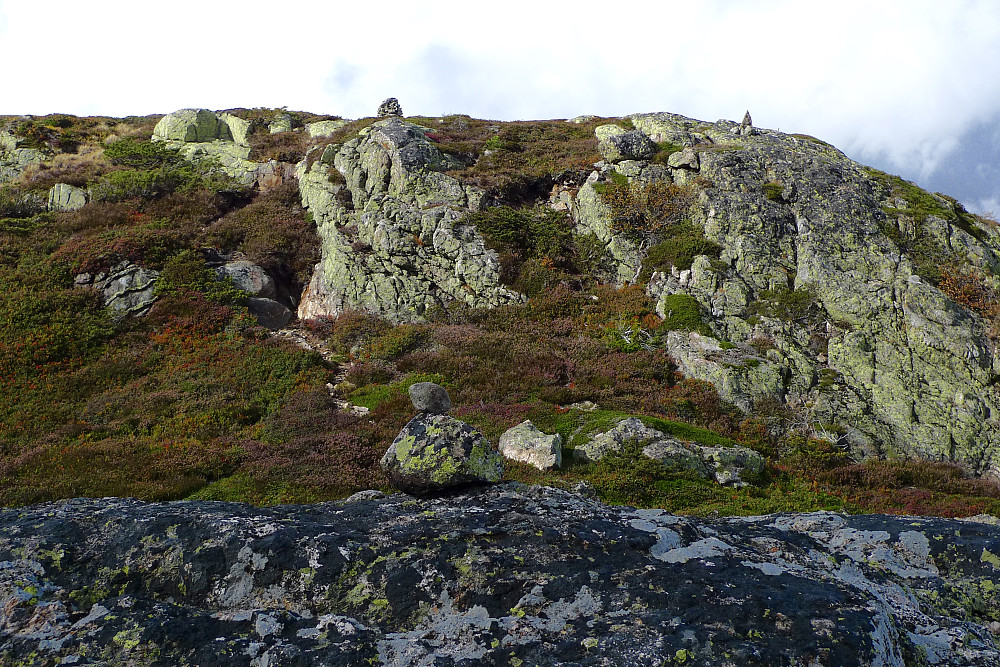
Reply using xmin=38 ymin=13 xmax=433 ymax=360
xmin=2 ymin=0 xmax=999 ymax=213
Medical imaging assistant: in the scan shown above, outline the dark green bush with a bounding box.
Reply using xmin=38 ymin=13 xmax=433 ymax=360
xmin=639 ymin=224 xmax=721 ymax=281
xmin=747 ymin=286 xmax=818 ymax=321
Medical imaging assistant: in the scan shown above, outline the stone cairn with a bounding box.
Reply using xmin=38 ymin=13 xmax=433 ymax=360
xmin=380 ymin=382 xmax=503 ymax=495
xmin=377 ymin=97 xmax=403 ymax=118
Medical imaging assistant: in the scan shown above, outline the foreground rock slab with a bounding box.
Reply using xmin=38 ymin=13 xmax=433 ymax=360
xmin=2 ymin=489 xmax=999 ymax=666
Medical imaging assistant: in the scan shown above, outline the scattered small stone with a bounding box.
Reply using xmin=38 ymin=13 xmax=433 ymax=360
xmin=408 ymin=382 xmax=451 ymax=414
xmin=499 ymin=420 xmax=562 ymax=471
xmin=377 ymin=97 xmax=403 ymax=117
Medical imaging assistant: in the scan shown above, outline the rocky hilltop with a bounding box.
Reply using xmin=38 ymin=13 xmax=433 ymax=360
xmin=4 ymin=486 xmax=1000 ymax=666
xmin=290 ymin=109 xmax=1000 ymax=473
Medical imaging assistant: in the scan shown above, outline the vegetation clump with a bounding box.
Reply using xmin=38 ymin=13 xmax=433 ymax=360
xmin=638 ymin=223 xmax=722 ymax=281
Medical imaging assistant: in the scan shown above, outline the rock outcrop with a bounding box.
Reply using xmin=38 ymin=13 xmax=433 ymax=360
xmin=3 ymin=489 xmax=1000 ymax=666
xmin=576 ymin=417 xmax=765 ymax=486
xmin=46 ymin=183 xmax=86 ymax=212
xmin=296 ymin=117 xmax=521 ymax=322
xmin=74 ymin=261 xmax=160 ymax=316
xmin=0 ymin=131 xmax=45 ymax=185
xmin=572 ymin=112 xmax=1000 ymax=473
xmin=152 ymin=108 xmax=294 ymax=189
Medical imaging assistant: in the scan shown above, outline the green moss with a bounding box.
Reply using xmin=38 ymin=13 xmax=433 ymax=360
xmin=348 ymin=372 xmax=447 ymax=410
xmin=657 ymin=294 xmax=713 ymax=337
xmin=762 ymin=181 xmax=784 ymax=202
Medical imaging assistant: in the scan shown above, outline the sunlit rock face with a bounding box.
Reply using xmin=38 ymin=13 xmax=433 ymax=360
xmin=296 ymin=117 xmax=521 ymax=324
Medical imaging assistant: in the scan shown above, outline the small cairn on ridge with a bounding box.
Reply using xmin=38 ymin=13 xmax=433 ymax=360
xmin=377 ymin=97 xmax=403 ymax=118
xmin=380 ymin=382 xmax=504 ymax=495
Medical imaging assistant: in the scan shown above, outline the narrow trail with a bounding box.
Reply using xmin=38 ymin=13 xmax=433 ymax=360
xmin=272 ymin=325 xmax=371 ymax=416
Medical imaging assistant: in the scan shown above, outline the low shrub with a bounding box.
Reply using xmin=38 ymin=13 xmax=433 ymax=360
xmin=639 ymin=224 xmax=722 ymax=281
xmin=596 ymin=180 xmax=696 ymax=245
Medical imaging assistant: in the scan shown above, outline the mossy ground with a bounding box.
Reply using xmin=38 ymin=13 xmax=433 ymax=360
xmin=2 ymin=113 xmax=1000 ymax=517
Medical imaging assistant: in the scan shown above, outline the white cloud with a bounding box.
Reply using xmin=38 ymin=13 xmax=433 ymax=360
xmin=2 ymin=0 xmax=999 ymax=207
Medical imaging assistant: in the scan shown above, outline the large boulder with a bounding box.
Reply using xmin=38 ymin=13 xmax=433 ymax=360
xmin=595 ymin=124 xmax=657 ymax=163
xmin=152 ymin=109 xmax=249 ymax=147
xmin=247 ymin=297 xmax=292 ymax=330
xmin=575 ymin=416 xmax=662 ymax=462
xmin=153 ymin=108 xmax=233 ymax=144
xmin=46 ymin=183 xmax=87 ymax=212
xmin=498 ymin=420 xmax=562 ymax=470
xmin=380 ymin=413 xmax=504 ymax=495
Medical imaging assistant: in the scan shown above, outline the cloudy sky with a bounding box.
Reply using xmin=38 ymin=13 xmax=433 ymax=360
xmin=2 ymin=0 xmax=998 ymax=213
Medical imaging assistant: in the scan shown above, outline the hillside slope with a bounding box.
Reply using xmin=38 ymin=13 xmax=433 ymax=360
xmin=1 ymin=107 xmax=999 ymax=516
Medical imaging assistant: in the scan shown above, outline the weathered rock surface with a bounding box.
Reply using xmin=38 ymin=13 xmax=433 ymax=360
xmin=0 ymin=131 xmax=45 ymax=184
xmin=74 ymin=261 xmax=160 ymax=316
xmin=407 ymin=381 xmax=451 ymax=414
xmin=579 ymin=417 xmax=765 ymax=486
xmin=576 ymin=416 xmax=663 ymax=462
xmin=575 ymin=111 xmax=1000 ymax=473
xmin=46 ymin=183 xmax=87 ymax=211
xmin=247 ymin=297 xmax=293 ymax=330
xmin=306 ymin=119 xmax=348 ymax=138
xmin=595 ymin=124 xmax=657 ymax=163
xmin=152 ymin=108 xmax=294 ymax=189
xmin=377 ymin=97 xmax=403 ymax=117
xmin=296 ymin=117 xmax=521 ymax=322
xmin=215 ymin=259 xmax=277 ymax=299
xmin=498 ymin=419 xmax=562 ymax=470
xmin=380 ymin=413 xmax=504 ymax=495
xmin=3 ymin=489 xmax=1000 ymax=666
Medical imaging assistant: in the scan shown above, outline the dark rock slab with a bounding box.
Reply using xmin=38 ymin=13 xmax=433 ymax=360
xmin=2 ymin=488 xmax=999 ymax=665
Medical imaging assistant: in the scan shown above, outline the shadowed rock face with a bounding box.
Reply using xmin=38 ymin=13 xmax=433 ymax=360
xmin=2 ymin=487 xmax=999 ymax=665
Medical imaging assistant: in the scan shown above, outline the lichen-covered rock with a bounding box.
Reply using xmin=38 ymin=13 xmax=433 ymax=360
xmin=75 ymin=261 xmax=159 ymax=315
xmin=269 ymin=112 xmax=294 ymax=134
xmin=297 ymin=117 xmax=522 ymax=322
xmin=596 ymin=127 xmax=657 ymax=163
xmin=0 ymin=132 xmax=45 ymax=185
xmin=46 ymin=183 xmax=87 ymax=211
xmin=407 ymin=381 xmax=451 ymax=414
xmin=697 ymin=445 xmax=766 ymax=486
xmin=306 ymin=119 xmax=348 ymax=138
xmin=152 ymin=108 xmax=293 ymax=188
xmin=2 ymin=490 xmax=1000 ymax=666
xmin=152 ymin=108 xmax=241 ymax=145
xmin=642 ymin=437 xmax=712 ymax=478
xmin=380 ymin=413 xmax=504 ymax=495
xmin=498 ymin=419 xmax=562 ymax=470
xmin=659 ymin=330 xmax=785 ymax=412
xmin=576 ymin=416 xmax=663 ymax=462
xmin=575 ymin=110 xmax=1000 ymax=473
